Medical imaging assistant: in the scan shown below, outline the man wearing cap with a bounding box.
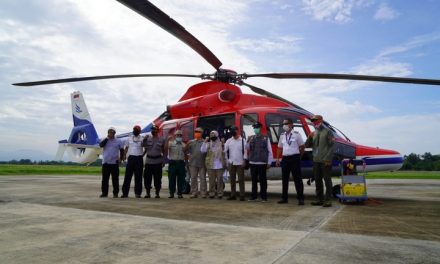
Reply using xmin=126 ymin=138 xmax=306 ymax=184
xmin=276 ymin=118 xmax=305 ymax=205
xmin=246 ymin=122 xmax=273 ymax=202
xmin=185 ymin=127 xmax=207 ymax=198
xmin=121 ymin=125 xmax=144 ymax=198
xmin=166 ymin=130 xmax=186 ymax=198
xmin=305 ymin=115 xmax=334 ymax=207
xmin=201 ymin=130 xmax=226 ymax=199
xmin=224 ymin=126 xmax=246 ymax=201
xmin=99 ymin=127 xmax=124 ymax=198
xmin=142 ymin=125 xmax=166 ymax=198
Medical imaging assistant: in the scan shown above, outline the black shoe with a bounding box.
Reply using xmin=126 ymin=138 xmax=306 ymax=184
xmin=227 ymin=196 xmax=237 ymax=200
xmin=99 ymin=194 xmax=107 ymax=198
xmin=261 ymin=199 xmax=268 ymax=203
xmin=168 ymin=194 xmax=174 ymax=198
xmin=120 ymin=195 xmax=128 ymax=198
xmin=113 ymin=194 xmax=118 ymax=198
xmin=144 ymin=194 xmax=151 ymax=198
xmin=178 ymin=194 xmax=183 ymax=199
xmin=209 ymin=196 xmax=215 ymax=199
xmin=323 ymin=201 xmax=332 ymax=207
xmin=298 ymin=200 xmax=305 ymax=206
xmin=155 ymin=195 xmax=160 ymax=198
xmin=240 ymin=197 xmax=245 ymax=201
xmin=311 ymin=201 xmax=324 ymax=206
xmin=277 ymin=200 xmax=288 ymax=204
xmin=218 ymin=196 xmax=222 ymax=199
xmin=135 ymin=195 xmax=141 ymax=198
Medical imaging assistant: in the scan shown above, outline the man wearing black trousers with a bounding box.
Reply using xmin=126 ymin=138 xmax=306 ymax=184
xmin=99 ymin=127 xmax=124 ymax=198
xmin=276 ymin=118 xmax=305 ymax=205
xmin=246 ymin=122 xmax=273 ymax=202
xmin=121 ymin=125 xmax=144 ymax=198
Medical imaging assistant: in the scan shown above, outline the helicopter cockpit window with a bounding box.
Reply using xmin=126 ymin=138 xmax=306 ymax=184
xmin=265 ymin=113 xmax=305 ymax=144
xmin=198 ymin=113 xmax=235 ymax=141
xmin=241 ymin=113 xmax=258 ymax=140
xmin=180 ymin=120 xmax=194 ymax=142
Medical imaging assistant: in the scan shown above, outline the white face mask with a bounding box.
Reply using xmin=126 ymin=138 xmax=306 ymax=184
xmin=283 ymin=125 xmax=290 ymax=132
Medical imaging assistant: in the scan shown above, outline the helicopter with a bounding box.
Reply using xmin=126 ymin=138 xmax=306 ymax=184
xmin=13 ymin=0 xmax=440 ymax=178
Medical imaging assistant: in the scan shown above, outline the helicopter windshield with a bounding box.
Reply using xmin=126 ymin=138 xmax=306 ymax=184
xmin=305 ymin=119 xmax=349 ymax=141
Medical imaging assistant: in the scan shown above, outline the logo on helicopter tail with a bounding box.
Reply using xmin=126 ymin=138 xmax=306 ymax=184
xmin=75 ymin=104 xmax=82 ymax=113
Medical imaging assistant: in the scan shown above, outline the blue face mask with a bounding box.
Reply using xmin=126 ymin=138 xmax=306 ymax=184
xmin=253 ymin=128 xmax=261 ymax=134
xmin=175 ymin=137 xmax=182 ymax=143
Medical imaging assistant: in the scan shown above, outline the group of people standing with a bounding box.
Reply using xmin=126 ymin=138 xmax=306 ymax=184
xmin=99 ymin=114 xmax=335 ymax=207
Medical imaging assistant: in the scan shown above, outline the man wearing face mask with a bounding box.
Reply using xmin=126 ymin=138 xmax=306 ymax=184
xmin=166 ymin=130 xmax=186 ymax=198
xmin=224 ymin=126 xmax=246 ymax=201
xmin=276 ymin=118 xmax=305 ymax=205
xmin=305 ymin=115 xmax=334 ymax=207
xmin=142 ymin=124 xmax=166 ymax=198
xmin=246 ymin=122 xmax=273 ymax=202
xmin=121 ymin=125 xmax=144 ymax=198
xmin=184 ymin=127 xmax=207 ymax=198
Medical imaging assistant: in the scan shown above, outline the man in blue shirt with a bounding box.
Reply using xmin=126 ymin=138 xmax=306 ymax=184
xmin=99 ymin=127 xmax=124 ymax=198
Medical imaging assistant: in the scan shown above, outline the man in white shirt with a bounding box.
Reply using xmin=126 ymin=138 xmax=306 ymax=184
xmin=276 ymin=118 xmax=305 ymax=205
xmin=224 ymin=126 xmax=246 ymax=201
xmin=121 ymin=125 xmax=144 ymax=198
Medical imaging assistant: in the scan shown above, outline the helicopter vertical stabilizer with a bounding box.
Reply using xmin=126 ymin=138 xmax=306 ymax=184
xmin=54 ymin=91 xmax=101 ymax=163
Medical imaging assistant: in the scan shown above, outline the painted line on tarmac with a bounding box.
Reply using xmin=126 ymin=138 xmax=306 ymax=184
xmin=270 ymin=204 xmax=345 ymax=264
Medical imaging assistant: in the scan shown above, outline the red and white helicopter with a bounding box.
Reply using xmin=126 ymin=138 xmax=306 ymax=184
xmin=14 ymin=0 xmax=440 ymax=178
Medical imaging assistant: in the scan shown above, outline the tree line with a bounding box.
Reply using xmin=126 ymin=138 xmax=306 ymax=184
xmin=401 ymin=152 xmax=440 ymax=171
xmin=1 ymin=153 xmax=439 ymax=171
xmin=0 ymin=159 xmax=103 ymax=167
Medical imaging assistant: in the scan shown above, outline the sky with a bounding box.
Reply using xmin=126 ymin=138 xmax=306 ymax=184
xmin=0 ymin=0 xmax=439 ymax=161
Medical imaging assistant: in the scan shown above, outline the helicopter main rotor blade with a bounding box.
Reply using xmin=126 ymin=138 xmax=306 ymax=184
xmin=117 ymin=0 xmax=222 ymax=70
xmin=240 ymin=81 xmax=306 ymax=111
xmin=12 ymin=74 xmax=203 ymax=86
xmin=245 ymin=73 xmax=440 ymax=86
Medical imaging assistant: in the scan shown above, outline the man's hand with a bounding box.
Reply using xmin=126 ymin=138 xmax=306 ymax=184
xmin=275 ymin=159 xmax=281 ymax=167
xmin=324 ymin=160 xmax=332 ymax=167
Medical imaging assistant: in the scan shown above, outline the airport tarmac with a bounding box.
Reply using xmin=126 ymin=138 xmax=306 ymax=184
xmin=0 ymin=175 xmax=439 ymax=263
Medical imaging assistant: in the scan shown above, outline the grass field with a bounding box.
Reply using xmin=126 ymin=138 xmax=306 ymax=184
xmin=0 ymin=164 xmax=105 ymax=175
xmin=0 ymin=164 xmax=439 ymax=179
xmin=365 ymin=170 xmax=440 ymax=179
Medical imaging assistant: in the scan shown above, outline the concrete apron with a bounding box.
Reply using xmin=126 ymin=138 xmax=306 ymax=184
xmin=0 ymin=176 xmax=439 ymax=264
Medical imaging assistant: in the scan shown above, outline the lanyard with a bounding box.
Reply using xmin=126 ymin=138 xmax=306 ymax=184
xmin=285 ymin=133 xmax=292 ymax=146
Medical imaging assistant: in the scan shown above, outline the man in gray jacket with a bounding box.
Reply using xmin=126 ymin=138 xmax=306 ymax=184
xmin=305 ymin=115 xmax=334 ymax=207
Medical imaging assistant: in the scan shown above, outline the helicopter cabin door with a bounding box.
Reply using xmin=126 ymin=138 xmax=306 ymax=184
xmin=265 ymin=112 xmax=314 ymax=178
xmin=197 ymin=113 xmax=235 ymax=141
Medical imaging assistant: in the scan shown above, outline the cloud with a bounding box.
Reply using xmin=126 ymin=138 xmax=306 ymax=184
xmin=301 ymin=0 xmax=371 ymax=23
xmin=353 ymin=58 xmax=412 ymax=77
xmin=377 ymin=32 xmax=440 ymax=58
xmin=340 ymin=114 xmax=440 ymax=155
xmin=374 ymin=3 xmax=399 ymax=21
xmin=230 ymin=36 xmax=303 ymax=53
